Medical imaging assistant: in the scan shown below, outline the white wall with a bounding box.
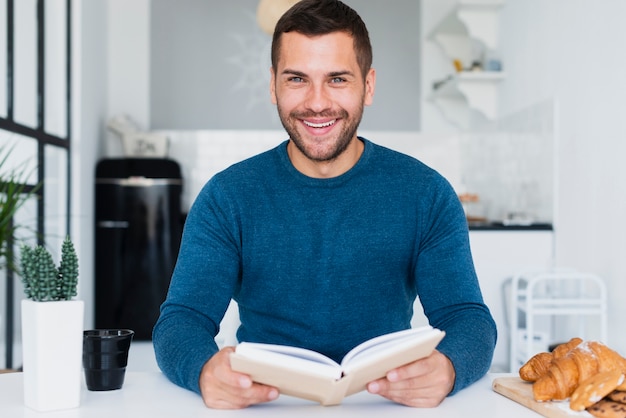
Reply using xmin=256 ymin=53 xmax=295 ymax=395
xmin=420 ymin=0 xmax=460 ymax=134
xmin=73 ymin=0 xmax=110 ymax=330
xmin=496 ymin=1 xmax=626 ymax=353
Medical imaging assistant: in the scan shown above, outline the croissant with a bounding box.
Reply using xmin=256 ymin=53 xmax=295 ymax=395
xmin=552 ymin=337 xmax=584 ymax=358
xmin=532 ymin=341 xmax=626 ymax=401
xmin=519 ymin=337 xmax=583 ymax=382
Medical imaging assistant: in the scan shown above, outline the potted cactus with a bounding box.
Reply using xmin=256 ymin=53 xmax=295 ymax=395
xmin=20 ymin=236 xmax=84 ymax=412
xmin=20 ymin=237 xmax=79 ymax=301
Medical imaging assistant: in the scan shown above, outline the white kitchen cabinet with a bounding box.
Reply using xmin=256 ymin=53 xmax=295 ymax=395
xmin=469 ymin=229 xmax=554 ymax=371
xmin=426 ymin=0 xmax=505 ymax=128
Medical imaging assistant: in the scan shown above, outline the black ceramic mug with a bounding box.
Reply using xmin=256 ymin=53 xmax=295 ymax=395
xmin=82 ymin=329 xmax=134 ymax=391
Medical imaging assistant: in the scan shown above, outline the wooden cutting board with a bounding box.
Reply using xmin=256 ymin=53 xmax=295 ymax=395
xmin=492 ymin=376 xmax=592 ymax=418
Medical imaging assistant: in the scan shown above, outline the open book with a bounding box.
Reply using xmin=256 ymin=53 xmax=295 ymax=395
xmin=229 ymin=326 xmax=445 ymax=406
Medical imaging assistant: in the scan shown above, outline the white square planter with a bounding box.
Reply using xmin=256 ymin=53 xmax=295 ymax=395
xmin=21 ymin=299 xmax=84 ymax=412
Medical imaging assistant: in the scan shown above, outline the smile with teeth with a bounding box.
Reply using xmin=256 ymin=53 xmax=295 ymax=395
xmin=303 ymin=119 xmax=336 ymax=128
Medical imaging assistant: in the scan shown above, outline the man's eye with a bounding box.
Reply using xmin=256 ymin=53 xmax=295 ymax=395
xmin=331 ymin=77 xmax=345 ymax=83
xmin=288 ymin=77 xmax=303 ymax=83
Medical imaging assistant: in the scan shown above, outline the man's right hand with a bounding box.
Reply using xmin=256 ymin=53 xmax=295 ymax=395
xmin=198 ymin=346 xmax=279 ymax=409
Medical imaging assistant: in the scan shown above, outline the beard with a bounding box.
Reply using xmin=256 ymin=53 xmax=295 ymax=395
xmin=277 ymin=102 xmax=364 ymax=163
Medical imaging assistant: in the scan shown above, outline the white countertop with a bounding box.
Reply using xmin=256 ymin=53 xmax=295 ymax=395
xmin=0 ymin=371 xmax=543 ymax=417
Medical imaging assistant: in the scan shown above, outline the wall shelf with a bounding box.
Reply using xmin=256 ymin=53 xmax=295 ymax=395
xmin=431 ymin=0 xmax=504 ymax=49
xmin=430 ymin=71 xmax=505 ymax=128
xmin=427 ymin=0 xmax=505 ymax=127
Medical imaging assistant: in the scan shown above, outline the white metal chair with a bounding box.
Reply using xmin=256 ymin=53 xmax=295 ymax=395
xmin=508 ymin=269 xmax=607 ymax=372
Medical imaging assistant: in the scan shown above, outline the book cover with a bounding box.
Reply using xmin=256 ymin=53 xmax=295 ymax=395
xmin=229 ymin=326 xmax=445 ymax=405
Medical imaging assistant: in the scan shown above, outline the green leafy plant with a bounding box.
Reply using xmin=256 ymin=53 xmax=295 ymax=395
xmin=20 ymin=236 xmax=79 ymax=301
xmin=0 ymin=142 xmax=40 ymax=270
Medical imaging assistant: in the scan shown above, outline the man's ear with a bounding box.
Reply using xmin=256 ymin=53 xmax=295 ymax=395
xmin=364 ymin=68 xmax=376 ymax=106
xmin=270 ymin=67 xmax=277 ymax=105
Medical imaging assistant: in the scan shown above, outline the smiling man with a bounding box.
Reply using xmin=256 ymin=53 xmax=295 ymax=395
xmin=153 ymin=0 xmax=496 ymax=410
xmin=271 ymin=29 xmax=373 ymax=178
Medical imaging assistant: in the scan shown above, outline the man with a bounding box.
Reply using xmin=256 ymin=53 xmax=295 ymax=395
xmin=153 ymin=0 xmax=496 ymax=409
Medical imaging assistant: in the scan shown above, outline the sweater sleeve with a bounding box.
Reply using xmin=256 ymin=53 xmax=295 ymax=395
xmin=153 ymin=178 xmax=240 ymax=394
xmin=413 ymin=177 xmax=497 ymax=395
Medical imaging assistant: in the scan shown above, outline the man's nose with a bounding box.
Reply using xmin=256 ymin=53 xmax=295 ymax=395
xmin=303 ymin=84 xmax=332 ymax=113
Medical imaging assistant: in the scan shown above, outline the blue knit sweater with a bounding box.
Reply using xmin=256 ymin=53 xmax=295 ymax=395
xmin=153 ymin=138 xmax=496 ymax=397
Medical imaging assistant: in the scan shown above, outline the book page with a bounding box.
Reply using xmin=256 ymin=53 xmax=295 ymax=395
xmin=235 ymin=342 xmax=342 ymax=380
xmin=342 ymin=328 xmax=445 ymax=384
xmin=342 ymin=327 xmax=445 ymax=396
xmin=230 ymin=352 xmax=350 ymax=405
xmin=341 ymin=326 xmax=434 ymax=367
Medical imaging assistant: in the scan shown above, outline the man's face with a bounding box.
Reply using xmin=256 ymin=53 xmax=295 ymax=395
xmin=270 ymin=31 xmax=375 ymax=163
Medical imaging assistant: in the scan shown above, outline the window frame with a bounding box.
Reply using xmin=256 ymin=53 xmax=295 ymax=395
xmin=0 ymin=0 xmax=72 ymax=369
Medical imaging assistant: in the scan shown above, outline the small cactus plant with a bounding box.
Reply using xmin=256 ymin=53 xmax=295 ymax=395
xmin=20 ymin=236 xmax=79 ymax=301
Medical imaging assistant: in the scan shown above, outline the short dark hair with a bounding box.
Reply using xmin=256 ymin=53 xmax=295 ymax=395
xmin=271 ymin=0 xmax=373 ymax=80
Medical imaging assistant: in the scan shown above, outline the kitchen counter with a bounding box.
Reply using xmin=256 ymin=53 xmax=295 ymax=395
xmin=468 ymin=221 xmax=553 ymax=231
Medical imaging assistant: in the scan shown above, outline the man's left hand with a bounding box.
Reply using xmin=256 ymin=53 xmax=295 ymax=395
xmin=366 ymin=349 xmax=455 ymax=407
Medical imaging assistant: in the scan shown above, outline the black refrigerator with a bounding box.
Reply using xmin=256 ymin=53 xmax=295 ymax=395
xmin=95 ymin=158 xmax=183 ymax=339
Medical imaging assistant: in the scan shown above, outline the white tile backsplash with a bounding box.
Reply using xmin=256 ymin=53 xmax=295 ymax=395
xmin=461 ymin=99 xmax=556 ymax=222
xmin=163 ymin=130 xmax=287 ymax=212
